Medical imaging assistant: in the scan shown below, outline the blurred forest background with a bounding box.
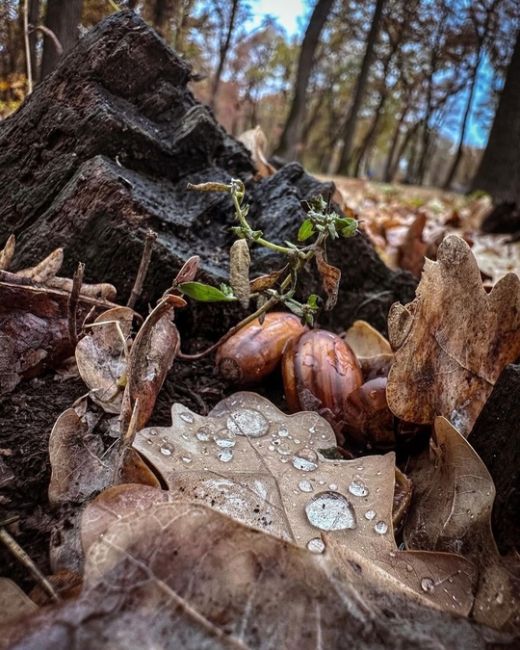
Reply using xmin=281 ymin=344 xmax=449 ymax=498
xmin=0 ymin=0 xmax=519 ymax=199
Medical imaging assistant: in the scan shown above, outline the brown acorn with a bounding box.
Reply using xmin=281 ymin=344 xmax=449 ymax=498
xmin=342 ymin=377 xmax=395 ymax=450
xmin=282 ymin=329 xmax=363 ymax=433
xmin=216 ymin=312 xmax=306 ymax=385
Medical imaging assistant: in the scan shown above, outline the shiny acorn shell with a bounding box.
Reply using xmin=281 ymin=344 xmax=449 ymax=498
xmin=282 ymin=329 xmax=363 ymax=424
xmin=216 ymin=312 xmax=307 ymax=385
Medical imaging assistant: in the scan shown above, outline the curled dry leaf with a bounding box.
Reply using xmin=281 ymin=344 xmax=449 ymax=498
xmin=343 ymin=319 xmax=394 ymax=380
xmin=0 ymin=234 xmax=15 ymax=271
xmin=133 ymin=392 xmax=475 ymax=614
xmin=48 ymin=276 xmax=117 ymax=301
xmin=404 ymin=417 xmax=520 ymax=633
xmin=120 ymin=296 xmax=182 ymax=434
xmin=171 ymin=255 xmax=200 ymax=288
xmin=75 ymin=307 xmax=134 ymax=413
xmin=387 ymin=235 xmax=520 ymax=435
xmin=249 ymin=266 xmax=287 ymax=293
xmin=16 ymin=248 xmax=64 ymax=283
xmin=229 ymin=239 xmax=251 ymax=308
xmin=238 ymin=125 xmax=276 ymax=177
xmin=314 ymin=249 xmax=341 ymax=310
xmin=1 ymin=494 xmax=492 ymax=650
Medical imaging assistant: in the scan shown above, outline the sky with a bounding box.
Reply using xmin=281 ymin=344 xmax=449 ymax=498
xmin=252 ymin=0 xmax=493 ymax=149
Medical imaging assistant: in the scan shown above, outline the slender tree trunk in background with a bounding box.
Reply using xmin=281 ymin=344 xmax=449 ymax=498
xmin=274 ymin=0 xmax=335 ymax=160
xmin=443 ymin=56 xmax=480 ymax=189
xmin=28 ymin=0 xmax=41 ymax=83
xmin=334 ymin=0 xmax=386 ymax=174
xmin=352 ymin=89 xmax=387 ymax=177
xmin=383 ymin=105 xmax=408 ymax=182
xmin=41 ymin=0 xmax=83 ymax=79
xmin=209 ymin=0 xmax=240 ymax=110
xmin=128 ymin=0 xmax=139 ymax=8
xmin=392 ymin=121 xmax=418 ymax=182
xmin=472 ymin=30 xmax=520 ymax=204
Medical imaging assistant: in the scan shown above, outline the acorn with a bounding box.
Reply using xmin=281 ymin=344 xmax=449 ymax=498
xmin=342 ymin=377 xmax=395 ymax=450
xmin=216 ymin=312 xmax=306 ymax=385
xmin=282 ymin=329 xmax=363 ymax=434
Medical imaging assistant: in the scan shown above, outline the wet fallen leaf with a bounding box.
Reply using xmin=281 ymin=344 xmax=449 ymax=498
xmin=238 ymin=125 xmax=275 ymax=177
xmin=314 ymin=249 xmax=341 ymax=310
xmin=0 ymin=493 xmax=493 ymax=650
xmin=403 ymin=417 xmax=520 ymax=633
xmin=75 ymin=307 xmax=134 ymax=413
xmin=0 ymin=234 xmax=15 ymax=271
xmin=133 ymin=391 xmax=475 ymax=614
xmin=387 ymin=235 xmax=520 ymax=435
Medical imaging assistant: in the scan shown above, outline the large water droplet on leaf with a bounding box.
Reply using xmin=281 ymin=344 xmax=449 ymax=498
xmin=374 ymin=520 xmax=388 ymax=535
xmin=307 ymin=537 xmax=325 ymax=554
xmin=227 ymin=409 xmax=269 ymax=438
xmin=421 ymin=577 xmax=435 ymax=593
xmin=348 ymin=479 xmax=369 ymax=497
xmin=298 ymin=480 xmax=313 ymax=493
xmin=292 ymin=448 xmax=318 ymax=472
xmin=305 ymin=491 xmax=357 ymax=531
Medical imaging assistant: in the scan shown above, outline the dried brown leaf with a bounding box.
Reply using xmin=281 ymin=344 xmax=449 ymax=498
xmin=343 ymin=320 xmax=392 ymax=358
xmin=238 ymin=126 xmax=276 ymax=177
xmin=121 ymin=296 xmax=181 ymax=433
xmin=133 ymin=392 xmax=475 ymax=614
xmin=0 ymin=493 xmax=490 ymax=650
xmin=229 ymin=239 xmax=251 ymax=308
xmin=397 ymin=212 xmax=428 ymax=277
xmin=404 ymin=417 xmax=520 ymax=632
xmin=315 ymin=249 xmax=341 ymax=310
xmin=16 ymin=248 xmax=64 ymax=283
xmin=0 ymin=234 xmax=15 ymax=271
xmin=387 ymin=235 xmax=520 ymax=435
xmin=75 ymin=307 xmax=134 ymax=413
xmin=249 ymin=266 xmax=287 ymax=293
xmin=172 ymin=255 xmax=201 ymax=287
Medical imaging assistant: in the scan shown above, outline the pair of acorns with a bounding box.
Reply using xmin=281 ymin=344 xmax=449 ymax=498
xmin=216 ymin=312 xmax=396 ymax=451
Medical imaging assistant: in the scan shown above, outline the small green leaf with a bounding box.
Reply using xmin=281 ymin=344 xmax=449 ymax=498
xmin=337 ymin=217 xmax=358 ymax=238
xmin=297 ymin=219 xmax=315 ymax=242
xmin=179 ymin=282 xmax=237 ymax=302
xmin=307 ymin=294 xmax=319 ymax=309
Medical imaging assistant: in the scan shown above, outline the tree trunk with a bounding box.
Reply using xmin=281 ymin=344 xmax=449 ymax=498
xmin=383 ymin=106 xmax=408 ymax=182
xmin=28 ymin=0 xmax=41 ymax=83
xmin=472 ymin=30 xmax=520 ymax=204
xmin=40 ymin=0 xmax=83 ymax=79
xmin=274 ymin=0 xmax=334 ymax=161
xmin=443 ymin=56 xmax=481 ymax=190
xmin=334 ymin=0 xmax=386 ymax=174
xmin=352 ymin=90 xmax=387 ymax=177
xmin=209 ymin=0 xmax=240 ymax=110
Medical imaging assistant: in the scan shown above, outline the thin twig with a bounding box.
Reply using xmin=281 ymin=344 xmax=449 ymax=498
xmin=67 ymin=262 xmax=85 ymax=345
xmin=31 ymin=25 xmax=63 ymax=56
xmin=127 ymin=230 xmax=157 ymax=310
xmin=0 ymin=528 xmax=60 ymax=602
xmin=23 ymin=0 xmax=32 ymax=94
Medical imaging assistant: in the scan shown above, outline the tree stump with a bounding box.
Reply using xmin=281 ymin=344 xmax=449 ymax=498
xmin=0 ymin=10 xmax=415 ymax=339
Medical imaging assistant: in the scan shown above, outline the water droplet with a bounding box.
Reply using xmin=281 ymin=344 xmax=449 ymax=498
xmin=227 ymin=409 xmax=268 ymax=438
xmin=421 ymin=577 xmax=435 ymax=593
xmin=298 ymin=480 xmax=313 ymax=493
xmin=213 ymin=433 xmax=236 ymax=448
xmin=496 ymin=592 xmax=504 ymax=605
xmin=329 ymin=483 xmax=338 ymax=490
xmin=292 ymin=448 xmax=318 ymax=472
xmin=217 ymin=449 xmax=233 ymax=463
xmin=180 ymin=412 xmax=194 ymax=423
xmin=374 ymin=521 xmax=388 ymax=535
xmin=356 ymin=466 xmax=364 ymax=471
xmin=364 ymin=510 xmax=376 ymax=521
xmin=307 ymin=537 xmax=325 ymax=554
xmin=389 ymin=551 xmax=396 ymax=558
xmin=196 ymin=427 xmax=211 ymax=442
xmin=277 ymin=441 xmax=292 ymax=456
xmin=348 ymin=479 xmax=369 ymax=497
xmin=181 ymin=456 xmax=192 ymax=464
xmin=294 ymin=439 xmax=301 ymax=444
xmin=146 ymin=439 xmax=153 ymax=445
xmin=305 ymin=491 xmax=357 ymax=531
xmin=160 ymin=445 xmax=173 ymax=456
xmin=149 ymin=429 xmax=158 ymax=436
xmin=278 ymin=426 xmax=289 ymax=437
xmin=406 ymin=564 xmax=413 ymax=572
xmin=268 ymin=445 xmax=275 ymax=451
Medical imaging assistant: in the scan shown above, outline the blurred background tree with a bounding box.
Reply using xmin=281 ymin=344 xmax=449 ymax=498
xmin=0 ymin=0 xmax=518 ymax=199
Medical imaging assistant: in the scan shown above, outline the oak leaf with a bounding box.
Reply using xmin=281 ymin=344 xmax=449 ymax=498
xmin=387 ymin=235 xmax=520 ymax=435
